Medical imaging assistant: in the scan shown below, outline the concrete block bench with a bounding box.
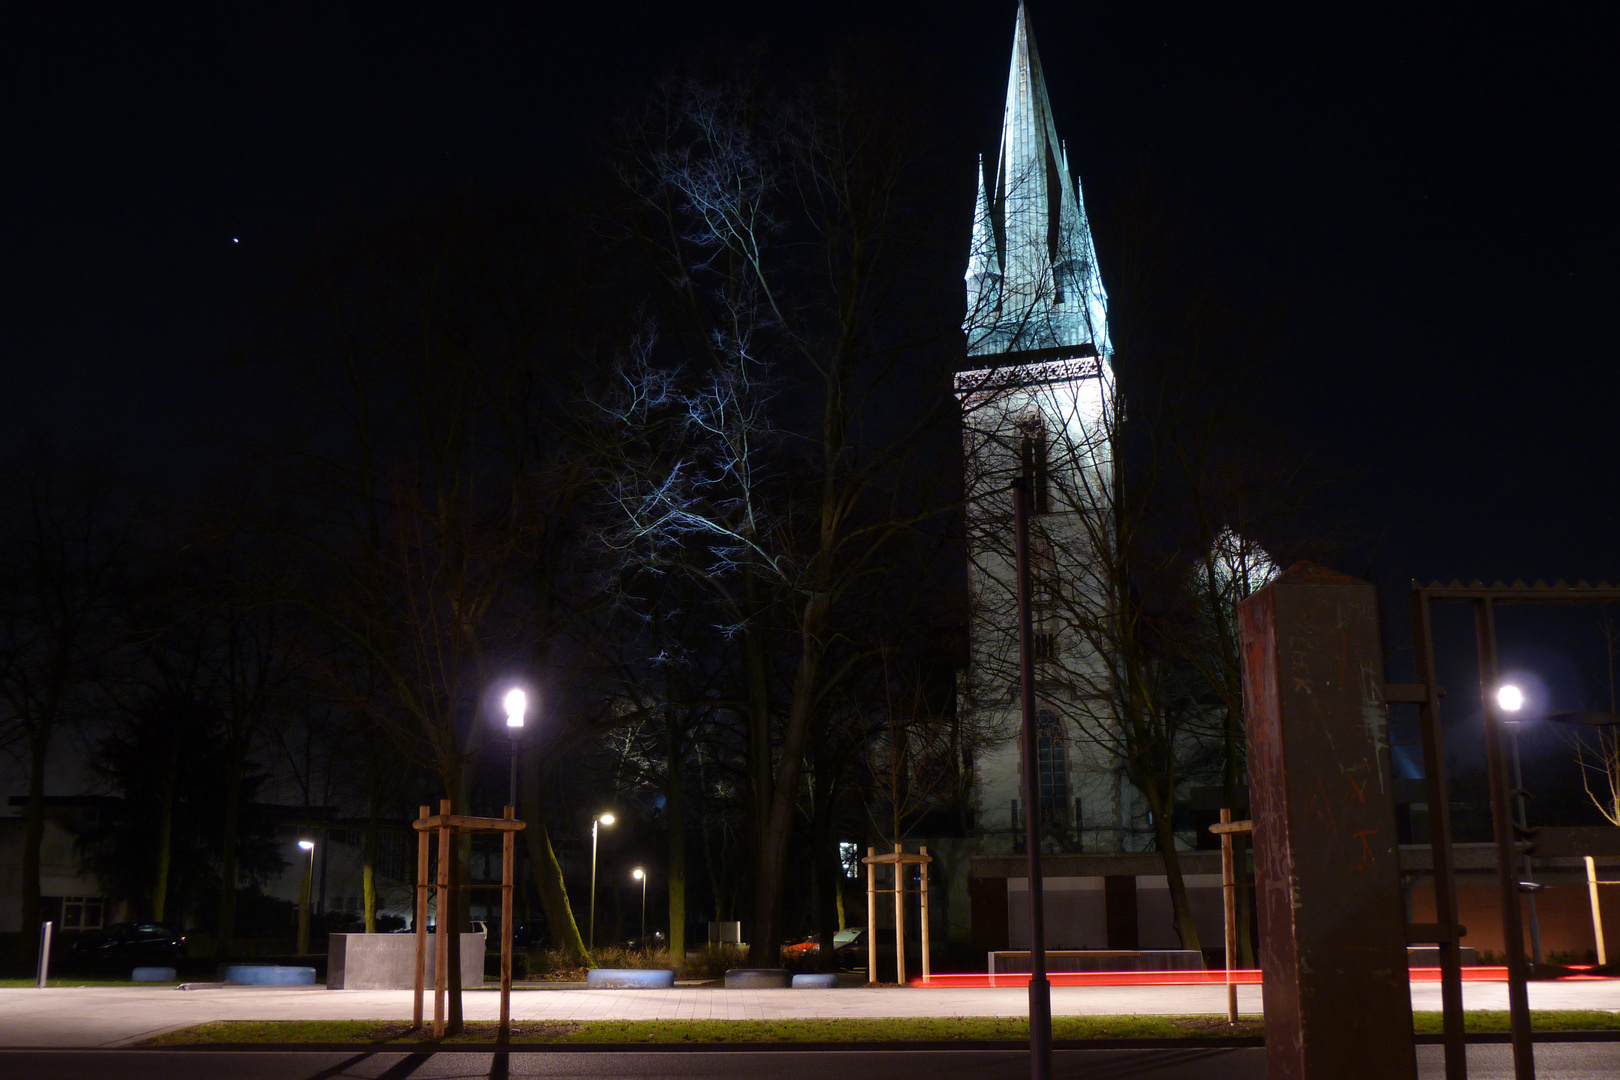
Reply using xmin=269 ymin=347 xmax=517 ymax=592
xmin=587 ymin=968 xmax=676 ymax=989
xmin=327 ymin=932 xmax=485 ymax=990
xmin=131 ymin=966 xmax=177 ymax=982
xmin=223 ymin=964 xmax=316 ymax=986
xmin=791 ymin=972 xmax=838 ymax=989
xmin=724 ymin=968 xmax=791 ymax=988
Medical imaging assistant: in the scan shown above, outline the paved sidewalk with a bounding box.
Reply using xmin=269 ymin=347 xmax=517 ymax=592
xmin=0 ymin=981 xmax=1616 ymax=1049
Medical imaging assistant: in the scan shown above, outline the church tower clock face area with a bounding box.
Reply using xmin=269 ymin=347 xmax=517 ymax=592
xmin=956 ymin=2 xmax=1127 ymax=857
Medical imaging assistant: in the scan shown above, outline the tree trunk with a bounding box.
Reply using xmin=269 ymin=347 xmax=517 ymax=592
xmin=445 ymin=768 xmax=471 ymax=1035
xmin=665 ymin=721 xmax=687 ymax=970
xmin=742 ymin=571 xmax=772 ymax=935
xmin=362 ymin=790 xmax=378 ymax=934
xmin=214 ymin=765 xmax=242 ymax=960
xmin=747 ymin=591 xmax=831 ymax=965
xmin=1145 ymin=782 xmax=1202 ymax=957
xmin=18 ymin=733 xmax=47 ymax=966
xmin=520 ymin=759 xmax=589 ymax=966
xmin=1234 ymin=833 xmax=1254 ymax=966
xmin=151 ymin=724 xmax=180 ymax=923
xmin=810 ymin=767 xmax=839 ymax=972
xmin=702 ymin=820 xmax=728 ymax=922
xmin=1221 ymin=706 xmax=1254 ymax=965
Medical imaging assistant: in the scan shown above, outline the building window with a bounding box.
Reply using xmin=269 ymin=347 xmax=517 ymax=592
xmin=839 ymin=841 xmax=861 ymax=880
xmin=1032 ymin=629 xmax=1059 ymax=661
xmin=61 ymin=896 xmax=104 ymax=931
xmin=1036 ymin=710 xmax=1069 ymax=813
xmin=1019 ymin=425 xmax=1051 ymax=514
xmin=378 ymin=829 xmax=412 ymax=884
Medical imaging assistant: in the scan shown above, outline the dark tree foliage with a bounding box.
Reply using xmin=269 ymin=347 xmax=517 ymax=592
xmin=81 ymin=690 xmax=285 ymax=930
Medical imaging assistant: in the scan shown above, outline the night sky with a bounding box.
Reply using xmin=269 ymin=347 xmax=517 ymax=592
xmin=6 ymin=3 xmax=1619 ymax=765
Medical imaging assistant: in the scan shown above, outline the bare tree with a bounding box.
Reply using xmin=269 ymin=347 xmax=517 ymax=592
xmin=0 ymin=443 xmax=134 ymax=965
xmin=266 ymin=203 xmax=600 ymax=1026
xmin=603 ymin=68 xmax=959 ymax=961
xmin=1577 ymin=617 xmax=1620 ymax=825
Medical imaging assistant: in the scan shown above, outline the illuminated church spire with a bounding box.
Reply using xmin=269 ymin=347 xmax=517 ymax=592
xmin=965 ymin=1 xmax=1109 ymax=360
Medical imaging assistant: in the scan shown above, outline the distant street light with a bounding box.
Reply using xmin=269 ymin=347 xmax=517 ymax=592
xmin=501 ymin=688 xmax=528 ymax=810
xmin=589 ymin=813 xmax=615 ymax=949
xmin=1494 ymin=681 xmax=1542 ymax=962
xmin=632 ymin=868 xmax=647 ymax=946
xmin=296 ymin=840 xmax=316 ymax=955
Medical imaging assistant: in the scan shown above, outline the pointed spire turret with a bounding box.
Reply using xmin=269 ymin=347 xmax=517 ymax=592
xmin=964 ymin=1 xmax=1109 ymax=360
xmin=966 ymin=154 xmax=997 ymax=321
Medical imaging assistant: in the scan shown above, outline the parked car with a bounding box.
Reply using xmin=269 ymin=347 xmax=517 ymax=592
xmin=67 ymin=922 xmax=185 ymax=968
xmin=829 ymin=928 xmax=867 ymax=969
xmin=781 ymin=934 xmax=821 ymax=959
xmin=831 ymin=927 xmax=925 ymax=973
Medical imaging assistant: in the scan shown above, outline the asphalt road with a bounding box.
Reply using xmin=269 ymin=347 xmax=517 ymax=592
xmin=1 ymin=1044 xmax=1617 ymax=1080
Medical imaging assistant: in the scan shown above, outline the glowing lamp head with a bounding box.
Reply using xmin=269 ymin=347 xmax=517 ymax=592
xmin=632 ymin=867 xmax=644 ymax=881
xmin=298 ymin=840 xmax=315 ymax=851
xmin=598 ymin=813 xmax=615 ymax=826
xmin=503 ymin=688 xmax=527 ymax=729
xmin=1497 ymin=684 xmax=1525 ymax=713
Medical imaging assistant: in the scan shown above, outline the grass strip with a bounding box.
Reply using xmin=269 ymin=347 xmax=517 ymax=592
xmin=1413 ymin=1010 xmax=1620 ymax=1033
xmin=0 ymin=978 xmax=180 ymax=988
xmin=141 ymin=1011 xmax=1619 ymax=1047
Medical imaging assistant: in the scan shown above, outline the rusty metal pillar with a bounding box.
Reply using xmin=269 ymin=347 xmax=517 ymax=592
xmin=1238 ymin=563 xmax=1415 ymax=1080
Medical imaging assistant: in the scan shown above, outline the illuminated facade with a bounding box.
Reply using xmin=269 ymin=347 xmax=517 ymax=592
xmin=956 ymin=3 xmax=1125 ymax=858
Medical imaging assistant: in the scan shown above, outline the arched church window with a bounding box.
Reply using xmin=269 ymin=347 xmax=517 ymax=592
xmin=1035 ymin=708 xmax=1068 ymax=813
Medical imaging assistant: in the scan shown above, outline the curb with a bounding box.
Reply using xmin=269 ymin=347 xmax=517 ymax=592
xmin=37 ymin=1030 xmax=1620 ymax=1053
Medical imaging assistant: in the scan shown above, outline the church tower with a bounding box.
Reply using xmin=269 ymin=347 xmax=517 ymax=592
xmin=956 ymin=3 xmax=1125 ymax=856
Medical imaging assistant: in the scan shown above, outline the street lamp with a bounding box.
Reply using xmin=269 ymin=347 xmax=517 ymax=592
xmin=296 ymin=840 xmax=316 ymax=956
xmin=632 ymin=867 xmax=646 ymax=947
xmin=1497 ymin=684 xmax=1525 ymax=714
xmin=502 ymin=688 xmax=527 ymax=810
xmin=589 ymin=813 xmax=615 ymax=949
xmin=1495 ymin=682 xmax=1543 ymax=963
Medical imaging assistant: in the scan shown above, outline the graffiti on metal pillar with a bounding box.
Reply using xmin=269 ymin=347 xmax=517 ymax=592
xmin=1238 ymin=562 xmax=1416 ymax=1080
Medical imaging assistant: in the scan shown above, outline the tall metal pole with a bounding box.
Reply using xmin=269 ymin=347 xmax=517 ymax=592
xmin=500 ymin=806 xmax=515 ymax=1042
xmin=640 ymin=874 xmax=647 ymax=945
xmin=36 ymin=921 xmax=53 ymax=988
xmin=1508 ymin=723 xmax=1543 ymax=964
xmin=412 ymin=805 xmax=429 ymax=1031
xmin=1219 ymin=808 xmax=1238 ymax=1025
xmin=1476 ymin=599 xmax=1534 ymax=1080
xmin=1013 ymin=474 xmax=1051 ymax=1080
xmin=866 ymin=847 xmax=877 ymax=983
xmin=509 ymin=734 xmax=520 ymax=814
xmin=296 ymin=845 xmax=314 ymax=955
xmin=589 ymin=820 xmax=599 ymax=950
xmin=1411 ymin=588 xmax=1467 ymax=1080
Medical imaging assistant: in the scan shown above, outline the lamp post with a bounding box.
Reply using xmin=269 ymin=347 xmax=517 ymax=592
xmin=589 ymin=813 xmax=615 ymax=949
xmin=1496 ymin=684 xmax=1543 ymax=964
xmin=1012 ymin=472 xmax=1051 ymax=1080
xmin=632 ymin=867 xmax=646 ymax=946
xmin=502 ymin=688 xmax=527 ymax=810
xmin=296 ymin=839 xmax=316 ymax=955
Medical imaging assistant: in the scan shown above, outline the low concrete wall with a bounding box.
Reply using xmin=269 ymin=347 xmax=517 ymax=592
xmin=725 ymin=968 xmax=791 ymax=988
xmin=988 ymin=949 xmax=1204 ymax=973
xmin=587 ymin=968 xmax=676 ymax=989
xmin=327 ymin=932 xmax=485 ymax=990
xmin=225 ymin=964 xmax=316 ymax=986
